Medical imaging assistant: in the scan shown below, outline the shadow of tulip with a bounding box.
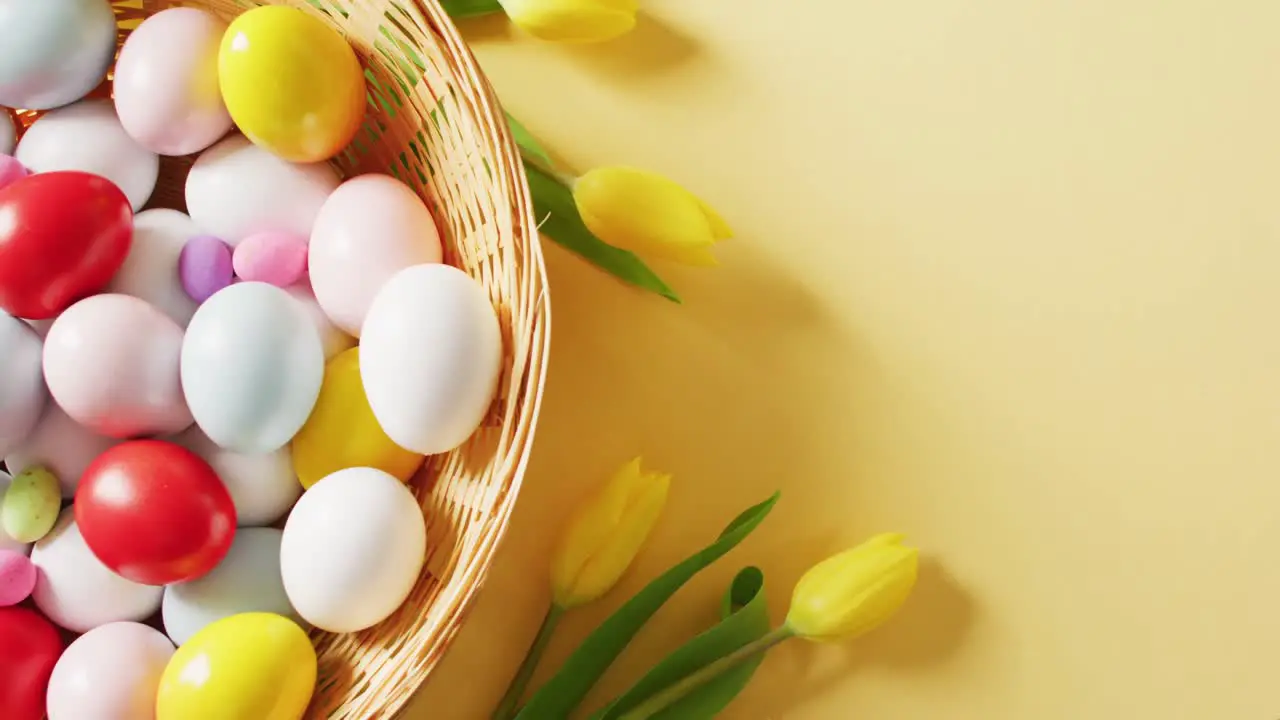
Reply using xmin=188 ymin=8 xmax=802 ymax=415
xmin=452 ymin=11 xmax=516 ymax=43
xmin=560 ymin=13 xmax=704 ymax=82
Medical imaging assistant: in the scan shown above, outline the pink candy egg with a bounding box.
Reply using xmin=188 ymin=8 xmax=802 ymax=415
xmin=233 ymin=231 xmax=308 ymax=287
xmin=0 ymin=550 xmax=35 ymax=606
xmin=0 ymin=154 xmax=29 ymax=192
xmin=180 ymin=235 xmax=234 ymax=303
xmin=43 ymin=294 xmax=192 ymax=439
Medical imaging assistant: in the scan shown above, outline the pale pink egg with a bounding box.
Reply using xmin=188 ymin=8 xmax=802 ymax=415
xmin=46 ymin=622 xmax=174 ymax=720
xmin=42 ymin=294 xmax=192 ymax=439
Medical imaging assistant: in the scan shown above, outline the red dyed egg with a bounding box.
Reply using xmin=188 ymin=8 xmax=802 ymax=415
xmin=0 ymin=171 xmax=133 ymax=320
xmin=0 ymin=606 xmax=64 ymax=720
xmin=75 ymin=440 xmax=236 ymax=585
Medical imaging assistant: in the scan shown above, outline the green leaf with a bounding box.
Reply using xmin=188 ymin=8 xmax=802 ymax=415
xmin=592 ymin=567 xmax=771 ymax=720
xmin=524 ymin=162 xmax=681 ymax=303
xmin=437 ymin=0 xmax=505 ymax=18
xmin=514 ymin=493 xmax=781 ymax=720
xmin=507 ymin=113 xmax=554 ymax=168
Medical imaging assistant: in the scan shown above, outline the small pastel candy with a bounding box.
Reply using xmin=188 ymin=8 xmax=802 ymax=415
xmin=1 ymin=467 xmax=61 ymax=544
xmin=0 ymin=550 xmax=36 ymax=606
xmin=233 ymin=231 xmax=308 ymax=287
xmin=179 ymin=235 xmax=234 ymax=303
xmin=0 ymin=154 xmax=28 ymax=191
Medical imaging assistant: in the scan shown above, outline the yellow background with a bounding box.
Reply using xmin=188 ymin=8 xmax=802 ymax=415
xmin=411 ymin=2 xmax=1280 ymax=718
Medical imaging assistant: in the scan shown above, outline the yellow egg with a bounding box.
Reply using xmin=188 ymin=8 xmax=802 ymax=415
xmin=291 ymin=348 xmax=425 ymax=489
xmin=156 ymin=613 xmax=316 ymax=720
xmin=218 ymin=6 xmax=366 ymax=162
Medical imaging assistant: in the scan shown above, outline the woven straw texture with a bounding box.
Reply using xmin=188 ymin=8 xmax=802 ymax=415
xmin=11 ymin=0 xmax=550 ymax=717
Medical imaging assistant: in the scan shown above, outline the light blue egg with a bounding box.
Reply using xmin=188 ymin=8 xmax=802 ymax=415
xmin=0 ymin=0 xmax=116 ymax=110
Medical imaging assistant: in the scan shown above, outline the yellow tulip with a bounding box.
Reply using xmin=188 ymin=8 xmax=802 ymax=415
xmin=573 ymin=166 xmax=733 ymax=267
xmin=785 ymin=533 xmax=919 ymax=642
xmin=499 ymin=0 xmax=638 ymax=43
xmin=550 ymin=457 xmax=670 ymax=609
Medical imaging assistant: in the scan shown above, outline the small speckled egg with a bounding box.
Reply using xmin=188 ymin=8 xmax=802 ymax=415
xmin=169 ymin=426 xmax=301 ymax=527
xmin=0 ymin=473 xmax=30 ymax=555
xmin=310 ymin=174 xmax=443 ymax=337
xmin=0 ymin=467 xmax=60 ymax=544
xmin=285 ymin=282 xmax=356 ymax=361
xmin=181 ymin=282 xmax=324 ymax=454
xmin=0 ymin=114 xmax=13 ymax=155
xmin=0 ymin=550 xmax=35 ymax=606
xmin=360 ymin=264 xmax=503 ymax=455
xmin=0 ymin=0 xmax=116 ymax=110
xmin=105 ymin=209 xmax=202 ymax=328
xmin=30 ymin=509 xmax=163 ymax=633
xmin=46 ymin=622 xmax=175 ymax=720
xmin=16 ymin=100 xmax=160 ymax=211
xmin=0 ymin=310 xmax=47 ymax=458
xmin=0 ymin=154 xmax=29 ymax=192
xmin=281 ymin=467 xmax=426 ymax=633
xmin=44 ymin=294 xmax=193 ymax=439
xmin=163 ymin=528 xmax=302 ymax=646
xmin=5 ymin=403 xmax=119 ymax=498
xmin=114 ymin=8 xmax=233 ymax=157
xmin=185 ymin=134 xmax=339 ymax=245
xmin=234 ymin=231 xmax=308 ymax=287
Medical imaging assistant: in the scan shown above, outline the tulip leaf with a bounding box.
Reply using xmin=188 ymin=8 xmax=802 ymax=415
xmin=590 ymin=567 xmax=771 ymax=720
xmin=524 ymin=162 xmax=681 ymax=303
xmin=514 ymin=492 xmax=780 ymax=720
xmin=506 ymin=113 xmax=554 ymax=168
xmin=437 ymin=0 xmax=505 ymax=18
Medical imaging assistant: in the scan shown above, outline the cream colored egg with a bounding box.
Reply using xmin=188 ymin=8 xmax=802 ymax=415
xmin=0 ymin=310 xmax=47 ymax=457
xmin=5 ymin=404 xmax=118 ymax=498
xmin=169 ymin=426 xmax=300 ymax=527
xmin=106 ymin=209 xmax=202 ymax=328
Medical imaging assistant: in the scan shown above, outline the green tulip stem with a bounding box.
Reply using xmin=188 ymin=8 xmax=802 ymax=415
xmin=613 ymin=626 xmax=795 ymax=720
xmin=518 ymin=146 xmax=578 ymax=189
xmin=492 ymin=604 xmax=567 ymax=720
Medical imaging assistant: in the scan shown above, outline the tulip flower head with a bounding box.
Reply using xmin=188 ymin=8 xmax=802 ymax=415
xmin=573 ymin=167 xmax=733 ymax=267
xmin=550 ymin=458 xmax=671 ymax=609
xmin=498 ymin=0 xmax=638 ymax=44
xmin=785 ymin=533 xmax=919 ymax=642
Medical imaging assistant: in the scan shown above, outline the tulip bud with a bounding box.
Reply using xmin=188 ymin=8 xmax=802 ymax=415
xmin=572 ymin=167 xmax=733 ymax=267
xmin=498 ymin=0 xmax=638 ymax=44
xmin=550 ymin=458 xmax=670 ymax=609
xmin=785 ymin=533 xmax=919 ymax=642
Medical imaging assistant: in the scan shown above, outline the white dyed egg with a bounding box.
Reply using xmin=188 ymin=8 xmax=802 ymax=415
xmin=106 ymin=210 xmax=201 ymax=328
xmin=15 ymin=99 xmax=159 ymax=210
xmin=162 ymin=528 xmax=301 ymax=645
xmin=185 ymin=134 xmax=339 ymax=245
xmin=360 ymin=264 xmax=502 ymax=455
xmin=286 ymin=281 xmax=356 ymax=361
xmin=309 ymin=174 xmax=443 ymax=337
xmin=181 ymin=282 xmax=324 ymax=454
xmin=280 ymin=467 xmax=426 ymax=633
xmin=0 ymin=310 xmax=47 ymax=456
xmin=46 ymin=622 xmax=175 ymax=720
xmin=5 ymin=404 xmax=117 ymax=497
xmin=30 ymin=509 xmax=163 ymax=632
xmin=113 ymin=8 xmax=232 ymax=157
xmin=1 ymin=112 xmax=13 ymax=155
xmin=0 ymin=0 xmax=115 ymax=110
xmin=0 ymin=472 xmax=31 ymax=555
xmin=43 ymin=294 xmax=192 ymax=439
xmin=169 ymin=426 xmax=300 ymax=527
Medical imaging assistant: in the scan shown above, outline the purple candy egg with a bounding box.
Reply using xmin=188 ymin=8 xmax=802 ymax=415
xmin=0 ymin=549 xmax=36 ymax=607
xmin=179 ymin=234 xmax=234 ymax=303
xmin=0 ymin=154 xmax=29 ymax=192
xmin=232 ymin=231 xmax=308 ymax=288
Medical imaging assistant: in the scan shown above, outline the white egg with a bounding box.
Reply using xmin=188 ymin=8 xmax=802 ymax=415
xmin=169 ymin=426 xmax=301 ymax=527
xmin=46 ymin=622 xmax=175 ymax=720
xmin=1 ymin=112 xmax=13 ymax=155
xmin=185 ymin=134 xmax=339 ymax=245
xmin=105 ymin=209 xmax=201 ymax=327
xmin=31 ymin=509 xmax=164 ymax=633
xmin=360 ymin=264 xmax=503 ymax=455
xmin=281 ymin=467 xmax=426 ymax=633
xmin=0 ymin=310 xmax=47 ymax=457
xmin=15 ymin=99 xmax=160 ymax=211
xmin=0 ymin=0 xmax=115 ymax=111
xmin=162 ymin=528 xmax=301 ymax=645
xmin=0 ymin=472 xmax=31 ymax=555
xmin=285 ymin=281 xmax=356 ymax=361
xmin=5 ymin=404 xmax=117 ymax=497
xmin=181 ymin=282 xmax=324 ymax=454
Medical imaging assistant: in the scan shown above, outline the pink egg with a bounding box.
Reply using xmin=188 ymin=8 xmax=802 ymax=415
xmin=42 ymin=294 xmax=192 ymax=439
xmin=113 ymin=8 xmax=233 ymax=156
xmin=0 ymin=550 xmax=35 ymax=606
xmin=46 ymin=622 xmax=174 ymax=720
xmin=0 ymin=154 xmax=28 ymax=191
xmin=233 ymin=231 xmax=308 ymax=287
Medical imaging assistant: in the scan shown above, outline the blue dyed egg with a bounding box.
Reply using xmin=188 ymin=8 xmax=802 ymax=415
xmin=0 ymin=0 xmax=116 ymax=110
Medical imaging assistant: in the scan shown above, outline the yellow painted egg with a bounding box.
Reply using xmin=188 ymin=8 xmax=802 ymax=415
xmin=291 ymin=348 xmax=424 ymax=489
xmin=155 ymin=612 xmax=316 ymax=720
xmin=218 ymin=6 xmax=366 ymax=162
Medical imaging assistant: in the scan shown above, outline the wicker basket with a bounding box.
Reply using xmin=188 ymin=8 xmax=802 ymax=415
xmin=12 ymin=0 xmax=550 ymax=716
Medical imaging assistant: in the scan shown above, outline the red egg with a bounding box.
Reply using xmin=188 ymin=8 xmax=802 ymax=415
xmin=0 ymin=171 xmax=133 ymax=320
xmin=75 ymin=440 xmax=236 ymax=585
xmin=0 ymin=606 xmax=64 ymax=720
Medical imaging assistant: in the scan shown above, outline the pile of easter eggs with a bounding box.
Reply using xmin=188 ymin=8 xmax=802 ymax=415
xmin=0 ymin=1 xmax=504 ymax=718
